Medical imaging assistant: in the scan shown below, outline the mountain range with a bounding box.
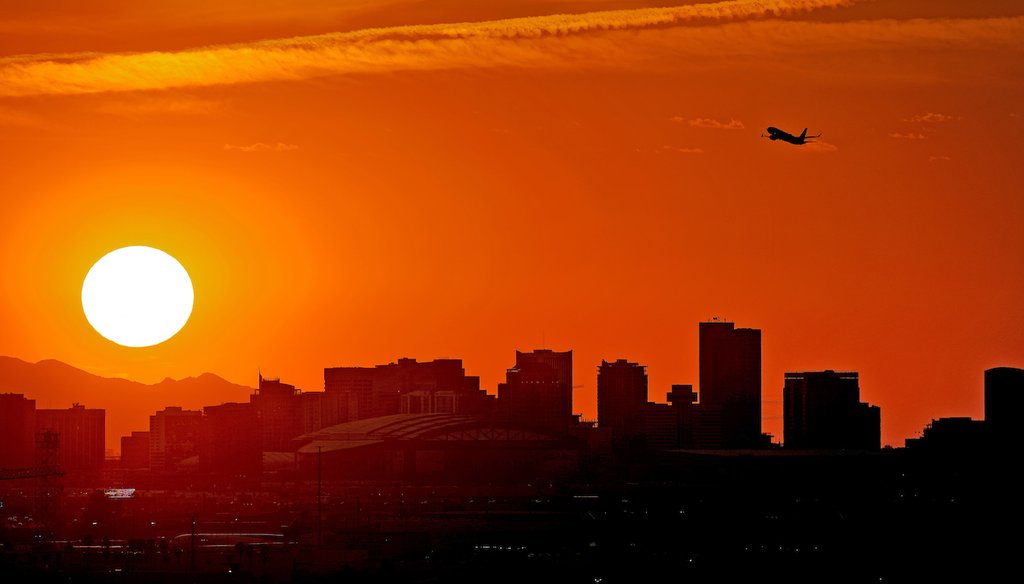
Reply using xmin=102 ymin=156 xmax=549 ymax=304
xmin=0 ymin=356 xmax=254 ymax=456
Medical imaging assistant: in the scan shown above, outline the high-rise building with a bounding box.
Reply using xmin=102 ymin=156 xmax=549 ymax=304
xmin=201 ymin=402 xmax=261 ymax=476
xmin=120 ymin=431 xmax=150 ymax=470
xmin=668 ymin=384 xmax=722 ymax=449
xmin=698 ymin=320 xmax=762 ymax=448
xmin=0 ymin=393 xmax=36 ymax=468
xmin=597 ymin=359 xmax=648 ymax=445
xmin=149 ymin=406 xmax=202 ymax=471
xmin=36 ymin=404 xmax=105 ymax=473
xmin=325 ymin=358 xmax=492 ymax=422
xmin=643 ymin=402 xmax=677 ymax=450
xmin=251 ymin=375 xmax=302 ymax=451
xmin=498 ymin=349 xmax=573 ymax=430
xmin=783 ymin=371 xmax=880 ymax=450
xmin=985 ymin=367 xmax=1024 ymax=445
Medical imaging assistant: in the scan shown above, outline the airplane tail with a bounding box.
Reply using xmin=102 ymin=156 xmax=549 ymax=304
xmin=800 ymin=128 xmax=808 ymax=139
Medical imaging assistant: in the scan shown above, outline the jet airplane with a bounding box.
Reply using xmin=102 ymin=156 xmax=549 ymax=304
xmin=762 ymin=127 xmax=821 ymax=145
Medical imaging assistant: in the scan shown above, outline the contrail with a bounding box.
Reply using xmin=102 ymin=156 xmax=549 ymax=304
xmin=0 ymin=0 xmax=853 ymax=96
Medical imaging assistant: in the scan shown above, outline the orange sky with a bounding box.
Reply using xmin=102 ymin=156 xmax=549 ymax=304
xmin=2 ymin=0 xmax=1023 ymax=446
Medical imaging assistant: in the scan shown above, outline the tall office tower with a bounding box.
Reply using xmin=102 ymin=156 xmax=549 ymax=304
xmin=985 ymin=367 xmax=1024 ymax=446
xmin=324 ymin=358 xmax=491 ymax=422
xmin=498 ymin=349 xmax=573 ymax=430
xmin=251 ymin=375 xmax=302 ymax=451
xmin=35 ymin=404 xmax=105 ymax=473
xmin=597 ymin=359 xmax=648 ymax=444
xmin=0 ymin=393 xmax=36 ymax=468
xmin=783 ymin=370 xmax=880 ymax=450
xmin=699 ymin=320 xmax=762 ymax=448
xmin=201 ymin=402 xmax=261 ymax=476
xmin=149 ymin=406 xmax=202 ymax=471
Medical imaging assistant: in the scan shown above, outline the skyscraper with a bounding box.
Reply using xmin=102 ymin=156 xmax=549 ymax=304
xmin=985 ymin=366 xmax=1024 ymax=445
xmin=149 ymin=406 xmax=202 ymax=472
xmin=498 ymin=349 xmax=573 ymax=430
xmin=35 ymin=403 xmax=105 ymax=474
xmin=201 ymin=402 xmax=261 ymax=476
xmin=0 ymin=393 xmax=36 ymax=468
xmin=251 ymin=375 xmax=302 ymax=451
xmin=597 ymin=359 xmax=648 ymax=445
xmin=699 ymin=320 xmax=762 ymax=448
xmin=783 ymin=370 xmax=880 ymax=450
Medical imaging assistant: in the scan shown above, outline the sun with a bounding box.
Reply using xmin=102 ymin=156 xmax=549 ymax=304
xmin=81 ymin=246 xmax=194 ymax=347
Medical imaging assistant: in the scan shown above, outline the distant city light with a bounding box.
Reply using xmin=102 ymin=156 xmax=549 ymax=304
xmin=104 ymin=488 xmax=136 ymax=499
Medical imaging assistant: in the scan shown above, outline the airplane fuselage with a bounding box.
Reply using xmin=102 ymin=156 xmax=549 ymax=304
xmin=765 ymin=126 xmax=818 ymax=145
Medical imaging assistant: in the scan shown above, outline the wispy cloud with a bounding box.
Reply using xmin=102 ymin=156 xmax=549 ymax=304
xmin=657 ymin=144 xmax=705 ymax=154
xmin=929 ymin=154 xmax=951 ymax=162
xmin=904 ymin=112 xmax=955 ymax=123
xmin=0 ymin=0 xmax=855 ymax=96
xmin=223 ymin=142 xmax=299 ymax=152
xmin=683 ymin=117 xmax=745 ymax=130
xmin=889 ymin=132 xmax=927 ymax=140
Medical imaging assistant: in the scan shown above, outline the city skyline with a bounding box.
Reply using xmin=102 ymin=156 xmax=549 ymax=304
xmin=2 ymin=319 xmax=1016 ymax=450
xmin=2 ymin=0 xmax=1023 ymax=451
xmin=2 ymin=2 xmax=1021 ymax=580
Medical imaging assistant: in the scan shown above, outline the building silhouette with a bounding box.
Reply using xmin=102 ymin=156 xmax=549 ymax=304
xmin=985 ymin=366 xmax=1024 ymax=445
xmin=325 ymin=358 xmax=492 ymax=422
xmin=120 ymin=431 xmax=150 ymax=470
xmin=201 ymin=402 xmax=261 ymax=476
xmin=293 ymin=413 xmax=584 ymax=481
xmin=643 ymin=402 xmax=677 ymax=449
xmin=251 ymin=375 xmax=302 ymax=452
xmin=783 ymin=371 xmax=880 ymax=450
xmin=297 ymin=391 xmax=346 ymax=435
xmin=498 ymin=350 xmax=574 ymax=430
xmin=905 ymin=417 xmax=988 ymax=451
xmin=697 ymin=320 xmax=762 ymax=448
xmin=0 ymin=393 xmax=36 ymax=468
xmin=668 ymin=384 xmax=722 ymax=449
xmin=149 ymin=406 xmax=202 ymax=471
xmin=597 ymin=359 xmax=648 ymax=446
xmin=35 ymin=403 xmax=105 ymax=474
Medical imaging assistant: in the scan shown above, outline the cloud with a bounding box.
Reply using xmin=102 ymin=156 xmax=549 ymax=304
xmin=2 ymin=1 xmax=1022 ymax=97
xmin=929 ymin=154 xmax=951 ymax=162
xmin=0 ymin=0 xmax=856 ymax=96
xmin=904 ymin=112 xmax=955 ymax=123
xmin=657 ymin=144 xmax=705 ymax=154
xmin=685 ymin=117 xmax=745 ymax=130
xmin=889 ymin=132 xmax=927 ymax=140
xmin=223 ymin=142 xmax=299 ymax=152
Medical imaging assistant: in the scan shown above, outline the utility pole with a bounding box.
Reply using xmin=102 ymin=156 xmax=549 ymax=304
xmin=191 ymin=514 xmax=197 ymax=575
xmin=316 ymin=446 xmax=322 ymax=547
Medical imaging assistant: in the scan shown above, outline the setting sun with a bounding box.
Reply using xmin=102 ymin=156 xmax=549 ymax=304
xmin=81 ymin=246 xmax=194 ymax=347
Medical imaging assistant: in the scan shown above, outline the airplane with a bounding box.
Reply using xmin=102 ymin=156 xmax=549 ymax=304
xmin=762 ymin=126 xmax=821 ymax=145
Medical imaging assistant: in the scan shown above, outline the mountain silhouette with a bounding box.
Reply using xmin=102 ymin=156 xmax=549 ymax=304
xmin=0 ymin=356 xmax=253 ymax=456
